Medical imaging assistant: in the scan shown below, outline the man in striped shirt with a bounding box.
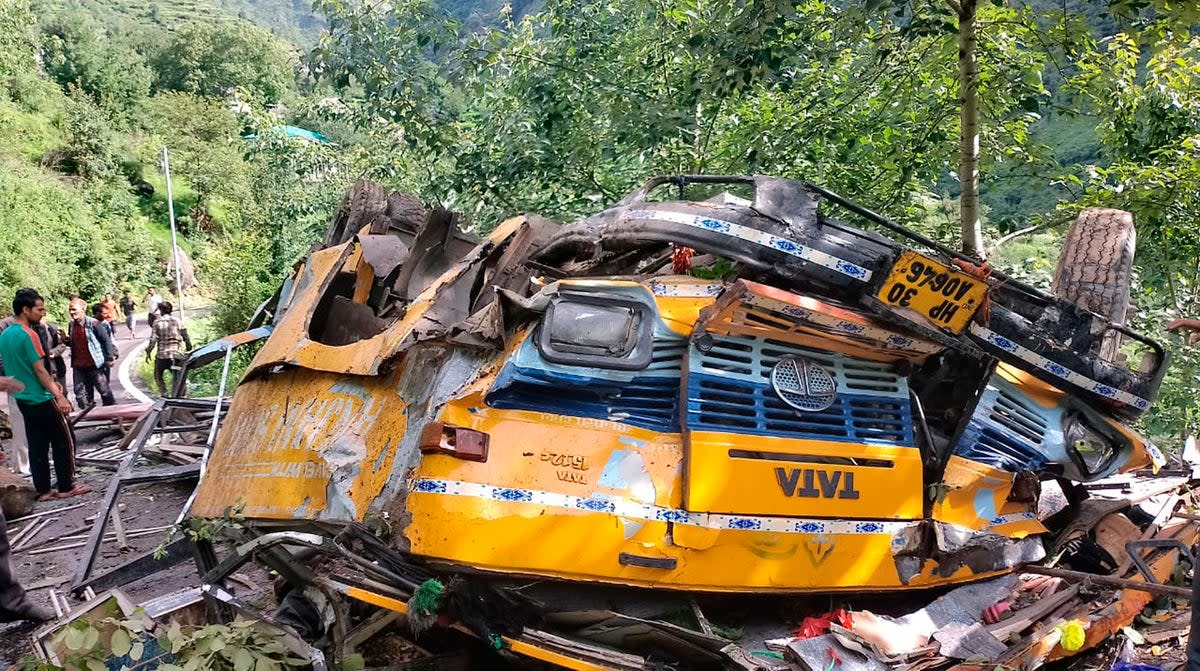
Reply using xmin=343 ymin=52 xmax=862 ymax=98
xmin=0 ymin=289 xmax=90 ymax=502
xmin=146 ymin=301 xmax=191 ymax=396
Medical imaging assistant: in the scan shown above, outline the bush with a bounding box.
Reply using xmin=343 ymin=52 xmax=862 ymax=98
xmin=206 ymin=231 xmax=276 ymax=335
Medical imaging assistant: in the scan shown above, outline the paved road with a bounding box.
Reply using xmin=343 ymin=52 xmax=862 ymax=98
xmin=112 ymin=320 xmax=153 ymax=404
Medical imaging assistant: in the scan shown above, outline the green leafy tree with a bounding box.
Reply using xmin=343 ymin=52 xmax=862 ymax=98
xmin=0 ymin=0 xmax=38 ymax=85
xmin=143 ymin=91 xmax=253 ymax=229
xmin=40 ymin=11 xmax=154 ymax=117
xmin=310 ymin=0 xmax=1058 ymax=238
xmin=151 ymin=22 xmax=295 ymax=102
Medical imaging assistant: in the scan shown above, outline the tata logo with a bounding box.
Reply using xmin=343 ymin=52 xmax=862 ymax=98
xmin=775 ymin=467 xmax=860 ymax=500
xmin=771 ymin=357 xmax=836 ymax=412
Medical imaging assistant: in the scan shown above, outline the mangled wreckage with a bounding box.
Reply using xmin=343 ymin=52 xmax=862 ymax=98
xmin=118 ymin=176 xmax=1191 ymax=668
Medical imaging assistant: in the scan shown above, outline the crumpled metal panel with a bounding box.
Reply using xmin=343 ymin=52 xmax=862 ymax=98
xmin=242 ymin=216 xmax=527 ymax=379
xmin=191 ymin=366 xmax=409 ymax=521
xmin=193 ymin=343 xmax=495 ymax=522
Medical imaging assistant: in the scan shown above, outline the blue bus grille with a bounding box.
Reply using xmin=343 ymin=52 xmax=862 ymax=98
xmin=485 ymin=339 xmax=685 ymax=433
xmin=956 ymin=377 xmax=1052 ymax=471
xmin=686 ymin=335 xmax=913 ymax=445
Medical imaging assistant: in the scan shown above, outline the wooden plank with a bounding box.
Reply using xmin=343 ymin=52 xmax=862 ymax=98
xmin=986 ymin=584 xmax=1080 ymax=640
xmin=109 ymin=509 xmax=128 ymax=550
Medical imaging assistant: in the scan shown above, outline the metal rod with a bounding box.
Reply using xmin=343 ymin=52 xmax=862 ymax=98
xmin=1022 ymin=565 xmax=1192 ymax=599
xmin=161 ymin=146 xmax=185 ymax=322
xmin=207 ymin=348 xmax=234 ymax=449
xmin=803 ymin=181 xmax=1048 ymax=301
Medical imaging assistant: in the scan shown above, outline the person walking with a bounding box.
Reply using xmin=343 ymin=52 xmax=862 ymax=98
xmin=145 ymin=288 xmax=161 ymax=330
xmin=100 ymin=293 xmax=118 ymax=327
xmin=0 ymin=289 xmax=91 ymax=502
xmin=119 ymin=290 xmax=136 ymax=339
xmin=90 ymin=303 xmax=118 ymax=383
xmin=146 ymin=301 xmax=191 ymax=396
xmin=67 ymin=298 xmax=117 ymax=407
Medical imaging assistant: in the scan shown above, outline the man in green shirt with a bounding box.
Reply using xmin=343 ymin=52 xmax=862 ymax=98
xmin=0 ymin=288 xmax=90 ymax=502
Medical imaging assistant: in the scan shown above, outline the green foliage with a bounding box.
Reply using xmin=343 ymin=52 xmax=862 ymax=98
xmin=40 ymin=10 xmax=154 ymax=117
xmin=152 ymin=22 xmax=295 ymax=102
xmin=309 ymin=0 xmax=1059 ymax=229
xmin=0 ymin=0 xmax=40 ymax=87
xmin=54 ymin=89 xmax=120 ymax=180
xmin=142 ymin=92 xmax=252 ymax=218
xmin=0 ymin=160 xmax=163 ymax=305
xmin=20 ymin=609 xmax=306 ymax=671
xmin=1063 ymin=20 xmax=1200 ymax=450
xmin=207 ymin=231 xmax=276 ymax=335
xmin=154 ymin=502 xmax=245 ymax=559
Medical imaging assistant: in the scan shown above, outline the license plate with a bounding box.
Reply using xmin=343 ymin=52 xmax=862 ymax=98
xmin=876 ymin=251 xmax=986 ymax=333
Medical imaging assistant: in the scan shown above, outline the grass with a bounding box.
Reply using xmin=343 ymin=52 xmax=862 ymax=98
xmin=0 ymin=97 xmax=66 ymax=163
xmin=137 ymin=171 xmax=200 ymax=253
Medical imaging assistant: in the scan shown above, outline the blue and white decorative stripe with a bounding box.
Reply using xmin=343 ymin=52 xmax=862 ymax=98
xmin=743 ymin=293 xmax=942 ymax=355
xmin=409 ymin=478 xmax=909 ymax=536
xmin=968 ymin=324 xmax=1151 ymax=411
xmin=1146 ymin=442 xmax=1167 ymax=468
xmin=983 ymin=512 xmax=1040 ymax=531
xmin=621 ymin=209 xmax=873 ymax=283
xmin=646 ymin=280 xmax=727 ymax=297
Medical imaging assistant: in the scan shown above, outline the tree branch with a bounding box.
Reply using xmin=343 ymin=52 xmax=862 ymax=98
xmin=944 ymin=0 xmax=962 ymax=16
xmin=986 ymin=214 xmax=1072 ymax=254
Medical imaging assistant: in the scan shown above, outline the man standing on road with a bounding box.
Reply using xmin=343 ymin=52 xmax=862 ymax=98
xmin=119 ymin=290 xmax=136 ymax=339
xmin=0 ymin=289 xmax=91 ymax=502
xmin=146 ymin=301 xmax=191 ymax=396
xmin=0 ymin=317 xmax=30 ymax=476
xmin=67 ymin=298 xmax=117 ymax=407
xmin=0 ymin=375 xmax=51 ymax=623
xmin=145 ymin=288 xmax=161 ymax=330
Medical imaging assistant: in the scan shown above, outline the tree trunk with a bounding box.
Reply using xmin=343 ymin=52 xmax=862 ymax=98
xmin=957 ymin=0 xmax=983 ymax=257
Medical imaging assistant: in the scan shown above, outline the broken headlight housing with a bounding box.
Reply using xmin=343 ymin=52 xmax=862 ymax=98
xmin=536 ymin=292 xmax=654 ymax=370
xmin=1063 ymin=411 xmax=1119 ymax=480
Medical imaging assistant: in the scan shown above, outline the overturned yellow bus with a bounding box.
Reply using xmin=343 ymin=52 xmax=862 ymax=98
xmin=189 ymin=175 xmax=1167 ymax=668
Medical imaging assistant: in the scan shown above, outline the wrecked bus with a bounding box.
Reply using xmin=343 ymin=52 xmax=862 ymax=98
xmin=188 ymin=175 xmax=1168 ymax=667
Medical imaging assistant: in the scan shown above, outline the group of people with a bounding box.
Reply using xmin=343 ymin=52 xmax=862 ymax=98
xmin=0 ymin=286 xmax=189 ymax=488
xmin=0 ymin=286 xmax=195 ymax=624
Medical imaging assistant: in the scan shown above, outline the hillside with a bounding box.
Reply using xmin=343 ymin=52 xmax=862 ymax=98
xmin=33 ymin=0 xmax=325 ymax=45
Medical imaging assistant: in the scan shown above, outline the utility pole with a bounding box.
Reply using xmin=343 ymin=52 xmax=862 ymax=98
xmin=160 ymin=146 xmax=185 ymax=323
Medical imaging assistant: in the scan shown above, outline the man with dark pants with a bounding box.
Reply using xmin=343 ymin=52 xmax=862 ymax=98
xmin=0 ymin=289 xmax=91 ymax=502
xmin=67 ymin=298 xmax=117 ymax=407
xmin=146 ymin=301 xmax=191 ymax=396
xmin=119 ymin=290 xmax=136 ymax=339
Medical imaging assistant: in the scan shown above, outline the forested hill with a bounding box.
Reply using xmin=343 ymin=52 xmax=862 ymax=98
xmin=36 ymin=0 xmax=325 ymax=45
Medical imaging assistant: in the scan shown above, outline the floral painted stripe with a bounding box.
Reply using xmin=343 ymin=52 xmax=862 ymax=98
xmin=409 ymin=478 xmax=909 ymax=535
xmin=646 ymin=280 xmax=727 ymax=297
xmin=968 ymin=324 xmax=1150 ymax=411
xmin=743 ymin=294 xmax=943 ymax=354
xmin=622 ymin=209 xmax=873 ymax=282
xmin=983 ymin=512 xmax=1040 ymax=530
